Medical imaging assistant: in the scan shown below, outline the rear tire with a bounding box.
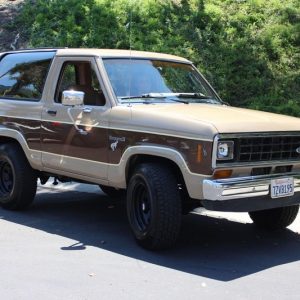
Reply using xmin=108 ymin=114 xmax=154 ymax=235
xmin=249 ymin=205 xmax=299 ymax=230
xmin=0 ymin=143 xmax=37 ymax=210
xmin=127 ymin=163 xmax=182 ymax=250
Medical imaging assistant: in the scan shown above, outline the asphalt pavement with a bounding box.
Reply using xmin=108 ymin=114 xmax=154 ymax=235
xmin=1 ymin=180 xmax=300 ymax=300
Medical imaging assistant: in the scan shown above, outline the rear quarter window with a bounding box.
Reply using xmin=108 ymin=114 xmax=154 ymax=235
xmin=0 ymin=51 xmax=55 ymax=101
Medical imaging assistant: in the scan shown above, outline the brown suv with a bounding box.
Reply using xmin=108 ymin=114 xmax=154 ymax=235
xmin=0 ymin=48 xmax=300 ymax=249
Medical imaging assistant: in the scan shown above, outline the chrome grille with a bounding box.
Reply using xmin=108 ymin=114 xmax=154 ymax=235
xmin=237 ymin=135 xmax=300 ymax=162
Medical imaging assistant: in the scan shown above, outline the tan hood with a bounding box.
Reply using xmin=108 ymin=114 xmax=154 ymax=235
xmin=128 ymin=103 xmax=300 ymax=140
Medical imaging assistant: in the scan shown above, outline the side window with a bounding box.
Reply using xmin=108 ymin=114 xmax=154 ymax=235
xmin=91 ymin=68 xmax=101 ymax=91
xmin=56 ymin=61 xmax=106 ymax=106
xmin=0 ymin=51 xmax=55 ymax=101
xmin=60 ymin=64 xmax=76 ymax=91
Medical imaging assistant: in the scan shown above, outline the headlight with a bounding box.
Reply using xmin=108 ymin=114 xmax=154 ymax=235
xmin=217 ymin=141 xmax=234 ymax=160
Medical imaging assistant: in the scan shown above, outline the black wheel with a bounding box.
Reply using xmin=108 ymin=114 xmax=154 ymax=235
xmin=0 ymin=143 xmax=37 ymax=210
xmin=99 ymin=185 xmax=126 ymax=198
xmin=127 ymin=163 xmax=182 ymax=250
xmin=249 ymin=205 xmax=299 ymax=230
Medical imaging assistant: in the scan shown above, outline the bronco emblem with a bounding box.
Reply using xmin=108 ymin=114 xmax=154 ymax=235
xmin=109 ymin=136 xmax=126 ymax=151
xmin=110 ymin=140 xmax=119 ymax=151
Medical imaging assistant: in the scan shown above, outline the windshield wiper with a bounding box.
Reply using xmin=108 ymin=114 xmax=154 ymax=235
xmin=119 ymin=92 xmax=217 ymax=105
xmin=119 ymin=93 xmax=167 ymax=100
xmin=167 ymin=98 xmax=189 ymax=104
xmin=176 ymin=93 xmax=211 ymax=99
xmin=120 ymin=93 xmax=189 ymax=104
xmin=176 ymin=93 xmax=221 ymax=104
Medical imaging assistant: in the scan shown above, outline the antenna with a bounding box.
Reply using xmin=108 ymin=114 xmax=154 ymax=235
xmin=129 ymin=0 xmax=133 ymax=54
xmin=128 ymin=1 xmax=133 ymax=98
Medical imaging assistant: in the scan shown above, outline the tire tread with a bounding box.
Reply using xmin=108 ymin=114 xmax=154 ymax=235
xmin=249 ymin=205 xmax=299 ymax=230
xmin=0 ymin=143 xmax=37 ymax=210
xmin=127 ymin=163 xmax=181 ymax=250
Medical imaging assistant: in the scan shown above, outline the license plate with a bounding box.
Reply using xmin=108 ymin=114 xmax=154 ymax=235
xmin=271 ymin=177 xmax=294 ymax=199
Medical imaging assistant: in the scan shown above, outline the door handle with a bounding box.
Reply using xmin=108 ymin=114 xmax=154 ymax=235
xmin=47 ymin=110 xmax=57 ymax=116
xmin=66 ymin=107 xmax=89 ymax=136
xmin=83 ymin=107 xmax=92 ymax=113
xmin=78 ymin=129 xmax=88 ymax=135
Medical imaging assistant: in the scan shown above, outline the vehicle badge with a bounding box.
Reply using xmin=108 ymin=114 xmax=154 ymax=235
xmin=111 ymin=140 xmax=119 ymax=152
xmin=109 ymin=136 xmax=126 ymax=151
xmin=296 ymin=147 xmax=300 ymax=154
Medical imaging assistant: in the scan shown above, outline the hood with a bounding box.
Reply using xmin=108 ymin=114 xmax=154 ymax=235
xmin=128 ymin=103 xmax=300 ymax=139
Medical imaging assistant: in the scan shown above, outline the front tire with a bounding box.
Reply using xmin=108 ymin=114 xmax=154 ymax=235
xmin=249 ymin=205 xmax=299 ymax=230
xmin=127 ymin=163 xmax=182 ymax=250
xmin=0 ymin=143 xmax=37 ymax=210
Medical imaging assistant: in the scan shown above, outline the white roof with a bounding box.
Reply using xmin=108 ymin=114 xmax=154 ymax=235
xmin=56 ymin=48 xmax=191 ymax=63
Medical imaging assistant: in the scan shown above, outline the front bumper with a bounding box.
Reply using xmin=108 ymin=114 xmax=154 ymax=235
xmin=203 ymin=173 xmax=300 ymax=201
xmin=201 ymin=173 xmax=300 ymax=212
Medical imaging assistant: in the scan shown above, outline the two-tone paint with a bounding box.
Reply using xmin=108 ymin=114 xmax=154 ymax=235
xmin=1 ymin=48 xmax=300 ymax=203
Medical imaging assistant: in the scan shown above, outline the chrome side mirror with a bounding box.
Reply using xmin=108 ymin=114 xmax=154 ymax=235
xmin=62 ymin=90 xmax=84 ymax=106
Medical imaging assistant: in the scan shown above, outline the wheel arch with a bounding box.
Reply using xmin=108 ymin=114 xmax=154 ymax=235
xmin=126 ymin=154 xmax=185 ymax=186
xmin=0 ymin=129 xmax=40 ymax=170
xmin=108 ymin=145 xmax=191 ymax=189
xmin=107 ymin=145 xmax=206 ymax=200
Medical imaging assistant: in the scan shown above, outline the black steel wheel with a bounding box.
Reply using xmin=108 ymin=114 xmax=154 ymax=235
xmin=131 ymin=178 xmax=152 ymax=233
xmin=0 ymin=143 xmax=37 ymax=210
xmin=127 ymin=163 xmax=181 ymax=250
xmin=0 ymin=160 xmax=14 ymax=197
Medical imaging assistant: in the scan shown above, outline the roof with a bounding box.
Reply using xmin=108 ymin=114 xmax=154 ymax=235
xmin=0 ymin=48 xmax=191 ymax=64
xmin=56 ymin=48 xmax=191 ymax=63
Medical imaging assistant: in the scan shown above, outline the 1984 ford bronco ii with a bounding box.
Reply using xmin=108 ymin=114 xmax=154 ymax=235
xmin=0 ymin=48 xmax=300 ymax=249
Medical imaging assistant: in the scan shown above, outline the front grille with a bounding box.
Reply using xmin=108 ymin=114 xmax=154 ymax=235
xmin=217 ymin=134 xmax=300 ymax=164
xmin=237 ymin=135 xmax=300 ymax=162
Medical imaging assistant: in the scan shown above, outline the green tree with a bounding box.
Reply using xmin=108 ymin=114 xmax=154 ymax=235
xmin=16 ymin=0 xmax=300 ymax=116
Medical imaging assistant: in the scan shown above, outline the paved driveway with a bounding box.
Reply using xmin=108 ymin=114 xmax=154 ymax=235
xmin=1 ymin=181 xmax=300 ymax=299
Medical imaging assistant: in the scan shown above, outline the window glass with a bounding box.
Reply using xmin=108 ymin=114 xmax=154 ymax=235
xmin=0 ymin=51 xmax=55 ymax=101
xmin=91 ymin=67 xmax=101 ymax=91
xmin=56 ymin=61 xmax=105 ymax=106
xmin=59 ymin=64 xmax=76 ymax=92
xmin=103 ymin=59 xmax=219 ymax=103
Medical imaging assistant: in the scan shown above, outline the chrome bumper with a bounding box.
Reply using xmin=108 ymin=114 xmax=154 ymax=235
xmin=203 ymin=173 xmax=300 ymax=201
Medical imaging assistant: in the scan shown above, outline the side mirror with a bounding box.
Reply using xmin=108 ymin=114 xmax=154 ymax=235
xmin=62 ymin=90 xmax=84 ymax=106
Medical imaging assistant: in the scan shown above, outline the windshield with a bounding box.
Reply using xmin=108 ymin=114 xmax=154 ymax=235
xmin=103 ymin=58 xmax=221 ymax=104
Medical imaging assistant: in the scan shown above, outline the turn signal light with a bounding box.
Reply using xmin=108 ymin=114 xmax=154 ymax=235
xmin=213 ymin=169 xmax=232 ymax=179
xmin=197 ymin=144 xmax=203 ymax=163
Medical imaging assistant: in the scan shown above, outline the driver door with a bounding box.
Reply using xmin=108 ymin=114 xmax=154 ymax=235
xmin=41 ymin=57 xmax=110 ymax=180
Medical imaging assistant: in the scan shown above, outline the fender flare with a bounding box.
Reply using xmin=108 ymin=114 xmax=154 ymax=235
xmin=0 ymin=128 xmax=42 ymax=169
xmin=107 ymin=145 xmax=198 ymax=188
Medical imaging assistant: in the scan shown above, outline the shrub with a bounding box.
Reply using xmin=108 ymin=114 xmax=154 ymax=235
xmin=16 ymin=0 xmax=300 ymax=117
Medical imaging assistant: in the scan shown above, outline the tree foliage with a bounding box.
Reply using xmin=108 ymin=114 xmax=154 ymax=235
xmin=16 ymin=0 xmax=300 ymax=116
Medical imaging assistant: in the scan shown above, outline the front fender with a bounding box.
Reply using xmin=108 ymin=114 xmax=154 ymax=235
xmin=107 ymin=145 xmax=208 ymax=199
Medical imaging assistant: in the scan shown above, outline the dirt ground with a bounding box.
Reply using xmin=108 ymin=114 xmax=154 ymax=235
xmin=0 ymin=0 xmax=26 ymax=51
